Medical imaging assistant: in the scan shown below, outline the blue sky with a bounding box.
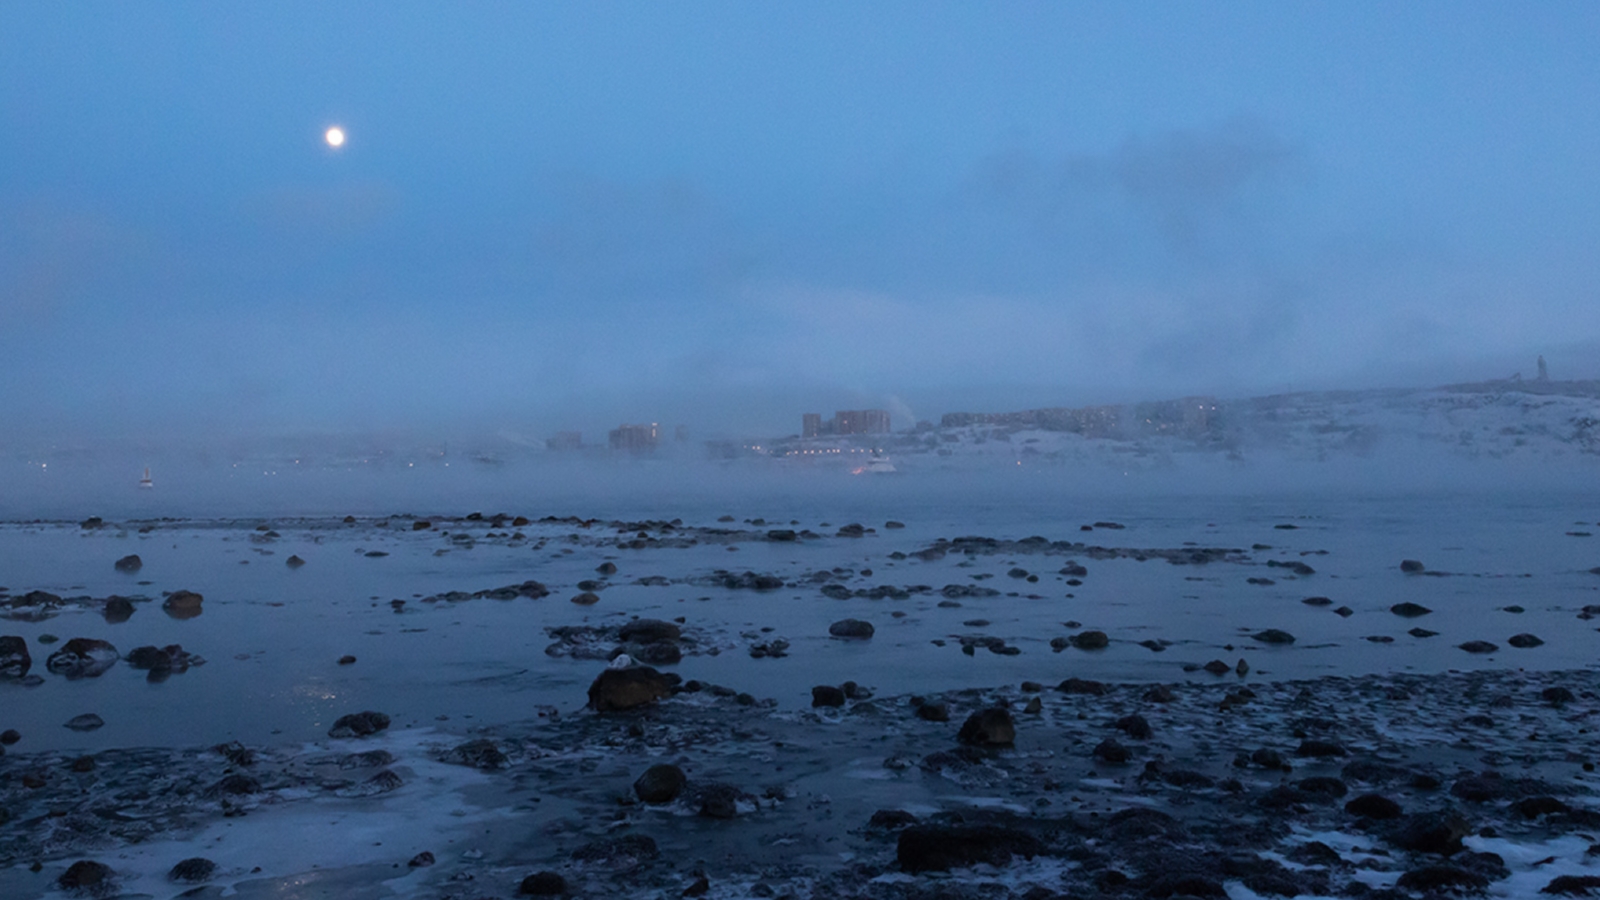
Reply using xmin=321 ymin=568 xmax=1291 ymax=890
xmin=3 ymin=2 xmax=1598 ymax=440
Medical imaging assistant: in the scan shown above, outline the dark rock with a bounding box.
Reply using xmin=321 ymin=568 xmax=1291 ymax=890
xmin=1115 ymin=714 xmax=1152 ymax=740
xmin=896 ymin=824 xmax=1044 ymax=873
xmin=1143 ymin=684 xmax=1175 ymax=702
xmin=1203 ymin=659 xmax=1232 ymax=675
xmin=45 ymin=638 xmax=119 ymax=678
xmin=1544 ymin=875 xmax=1600 ymax=895
xmin=1069 ymin=630 xmax=1109 ymax=650
xmin=570 ymin=591 xmax=600 ymax=605
xmin=168 ymin=857 xmax=216 ymax=883
xmin=102 ymin=597 xmax=135 ymax=623
xmin=634 ymin=764 xmax=687 ymax=803
xmin=1346 ymin=793 xmax=1403 ymax=819
xmin=587 ymin=665 xmax=672 ymax=712
xmin=445 ymin=738 xmax=509 ymax=770
xmin=618 ymin=619 xmax=681 ymax=643
xmin=0 ymin=635 xmax=30 ymax=677
xmin=1396 ymin=866 xmax=1488 ymax=893
xmin=1515 ymin=796 xmax=1571 ymax=819
xmin=957 ymin=708 xmax=1015 ymax=746
xmin=1286 ymin=841 xmax=1344 ymax=867
xmin=1390 ymin=809 xmax=1472 ymax=855
xmin=1334 ymin=606 xmax=1354 ymax=617
xmin=337 ymin=654 xmax=356 ymax=665
xmin=1302 ymin=596 xmax=1333 ymax=606
xmin=1390 ymin=602 xmax=1432 ymax=617
xmin=520 ymin=870 xmax=569 ymax=895
xmin=570 ymin=834 xmax=658 ymax=868
xmin=57 ymin=860 xmax=113 ymax=890
xmin=1296 ymin=739 xmax=1347 ymax=758
xmin=694 ymin=782 xmax=747 ymax=818
xmin=64 ymin=713 xmax=104 ymax=732
xmin=1401 ymin=559 xmax=1426 ymax=573
xmin=0 ymin=729 xmax=18 ymax=745
xmin=1058 ymin=677 xmax=1108 ymax=695
xmin=407 ymin=851 xmax=435 ymax=868
xmin=1252 ymin=748 xmax=1287 ymax=769
xmin=1409 ymin=627 xmax=1439 ymax=638
xmin=1296 ymin=776 xmax=1349 ymax=799
xmin=1508 ymin=633 xmax=1545 ymax=648
xmin=812 ymin=685 xmax=846 ymax=707
xmin=869 ymin=809 xmax=918 ymax=829
xmin=328 ymin=710 xmax=390 ymax=738
xmin=828 ymin=618 xmax=874 ymax=639
xmin=1146 ymin=874 xmax=1227 ymax=897
xmin=113 ymin=554 xmax=142 ymax=572
xmin=1252 ymin=629 xmax=1295 ymax=644
xmin=915 ymin=701 xmax=950 ymax=722
xmin=1459 ymin=640 xmax=1499 ymax=653
xmin=163 ymin=589 xmax=204 ymax=619
xmin=286 ymin=555 xmax=306 ymax=568
xmin=1094 ymin=738 xmax=1132 ymax=763
xmin=1544 ymin=686 xmax=1577 ymax=705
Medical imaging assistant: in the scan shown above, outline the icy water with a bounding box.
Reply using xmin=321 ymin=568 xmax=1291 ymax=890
xmin=7 ymin=472 xmax=1600 ymax=900
xmin=4 ymin=477 xmax=1600 ymax=754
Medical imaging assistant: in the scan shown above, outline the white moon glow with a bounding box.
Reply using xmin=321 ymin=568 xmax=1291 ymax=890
xmin=324 ymin=126 xmax=346 ymax=148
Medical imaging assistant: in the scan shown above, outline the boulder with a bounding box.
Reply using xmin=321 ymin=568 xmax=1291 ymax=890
xmin=45 ymin=638 xmax=119 ymax=678
xmin=1459 ymin=640 xmax=1499 ymax=654
xmin=957 ymin=708 xmax=1015 ymax=746
xmin=812 ymin=685 xmax=846 ymax=707
xmin=328 ymin=711 xmax=390 ymax=738
xmin=570 ymin=591 xmax=600 ymax=606
xmin=102 ymin=597 xmax=135 ymax=623
xmin=113 ymin=554 xmax=142 ymax=572
xmin=1115 ymin=714 xmax=1152 ymax=740
xmin=896 ymin=824 xmax=1044 ymax=873
xmin=1544 ymin=875 xmax=1600 ymax=896
xmin=1252 ymin=629 xmax=1295 ymax=645
xmin=444 ymin=738 xmax=509 ymax=770
xmin=1400 ymin=559 xmax=1426 ymax=573
xmin=519 ymin=871 xmax=568 ymax=895
xmin=1058 ymin=677 xmax=1108 ymax=695
xmin=64 ymin=713 xmax=105 ymax=731
xmin=1396 ymin=866 xmax=1488 ymax=893
xmin=828 ymin=618 xmax=874 ymax=639
xmin=1508 ymin=633 xmax=1544 ymax=648
xmin=1094 ymin=738 xmax=1131 ymax=763
xmin=1389 ymin=809 xmax=1472 ymax=855
xmin=286 ymin=555 xmax=306 ymax=568
xmin=1346 ymin=793 xmax=1403 ymax=819
xmin=0 ymin=635 xmax=30 ymax=678
xmin=570 ymin=834 xmax=658 ymax=868
xmin=57 ymin=860 xmax=113 ymax=890
xmin=587 ymin=665 xmax=672 ymax=712
xmin=163 ymin=590 xmax=204 ymax=620
xmin=634 ymin=764 xmax=687 ymax=803
xmin=1069 ymin=630 xmax=1109 ymax=650
xmin=617 ymin=619 xmax=681 ymax=644
xmin=1391 ymin=602 xmax=1432 ymax=618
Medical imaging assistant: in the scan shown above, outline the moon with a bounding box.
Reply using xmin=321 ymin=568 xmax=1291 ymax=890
xmin=324 ymin=126 xmax=346 ymax=148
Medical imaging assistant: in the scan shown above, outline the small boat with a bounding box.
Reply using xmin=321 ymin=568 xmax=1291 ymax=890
xmin=138 ymin=467 xmax=153 ymax=489
xmin=853 ymin=453 xmax=898 ymax=475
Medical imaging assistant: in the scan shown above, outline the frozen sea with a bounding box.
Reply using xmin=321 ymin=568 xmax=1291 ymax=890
xmin=4 ymin=461 xmax=1599 ymax=754
xmin=6 ymin=459 xmax=1600 ymax=900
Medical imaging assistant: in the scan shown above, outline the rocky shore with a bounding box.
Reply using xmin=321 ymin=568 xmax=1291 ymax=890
xmin=6 ymin=664 xmax=1600 ymax=898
